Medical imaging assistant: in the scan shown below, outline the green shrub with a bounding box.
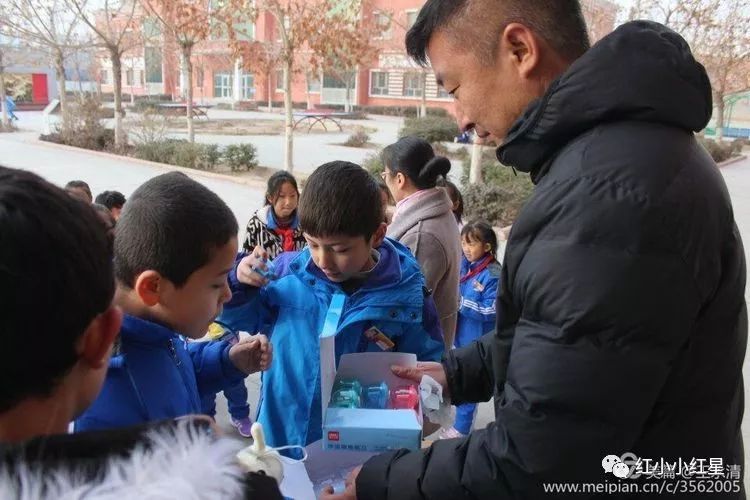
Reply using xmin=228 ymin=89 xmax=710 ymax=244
xmin=362 ymin=149 xmax=384 ymax=178
xmin=201 ymin=144 xmax=222 ymax=170
xmin=697 ymin=136 xmax=739 ymax=164
xmin=461 ymin=148 xmax=534 ymax=227
xmin=133 ymin=139 xmax=183 ymax=163
xmin=343 ymin=127 xmax=370 ymax=147
xmin=133 ymin=139 xmax=221 ymax=170
xmin=399 ymin=116 xmax=460 ymax=143
xmin=171 ymin=141 xmax=206 ymax=169
xmin=223 ymin=143 xmax=258 ymax=171
xmin=130 ymin=100 xmax=165 ymax=113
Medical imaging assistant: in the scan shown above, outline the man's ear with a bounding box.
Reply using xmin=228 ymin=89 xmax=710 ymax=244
xmin=500 ymin=23 xmax=541 ymax=79
xmin=134 ymin=270 xmax=164 ymax=307
xmin=79 ymin=305 xmax=123 ymax=369
xmin=371 ymin=222 xmax=388 ymax=248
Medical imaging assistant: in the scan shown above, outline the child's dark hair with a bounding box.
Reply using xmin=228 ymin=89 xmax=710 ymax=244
xmin=95 ymin=190 xmax=126 ymax=210
xmin=265 ymin=171 xmax=299 ymax=205
xmin=382 ymin=136 xmax=451 ymax=190
xmin=461 ymin=220 xmax=498 ymax=256
xmin=437 ymin=179 xmax=463 ymax=223
xmin=114 ymin=172 xmax=238 ymax=288
xmin=377 ymin=179 xmax=393 ymax=205
xmin=65 ymin=180 xmax=92 ymax=199
xmin=299 ymin=161 xmax=383 ymax=239
xmin=0 ymin=167 xmax=114 ymax=412
xmin=92 ymin=204 xmax=116 ymax=254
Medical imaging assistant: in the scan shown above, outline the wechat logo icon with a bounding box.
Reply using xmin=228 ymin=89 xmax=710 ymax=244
xmin=602 ymin=454 xmax=631 ymax=479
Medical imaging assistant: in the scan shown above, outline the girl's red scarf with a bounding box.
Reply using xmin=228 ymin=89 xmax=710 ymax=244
xmin=460 ymin=255 xmax=494 ymax=283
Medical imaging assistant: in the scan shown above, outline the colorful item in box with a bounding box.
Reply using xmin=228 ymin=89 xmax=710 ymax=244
xmin=330 ymin=388 xmax=361 ymax=408
xmin=334 ymin=378 xmax=362 ymax=395
xmin=390 ymin=385 xmax=419 ymax=411
xmin=363 ymin=382 xmax=390 ymax=409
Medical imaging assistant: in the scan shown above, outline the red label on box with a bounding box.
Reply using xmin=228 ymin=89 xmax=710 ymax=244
xmin=328 ymin=431 xmax=340 ymax=441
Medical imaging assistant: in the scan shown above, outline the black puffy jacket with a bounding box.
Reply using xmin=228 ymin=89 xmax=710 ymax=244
xmin=358 ymin=21 xmax=747 ymax=499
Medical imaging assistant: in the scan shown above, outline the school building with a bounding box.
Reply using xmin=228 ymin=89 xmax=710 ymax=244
xmin=96 ymin=0 xmax=618 ymax=111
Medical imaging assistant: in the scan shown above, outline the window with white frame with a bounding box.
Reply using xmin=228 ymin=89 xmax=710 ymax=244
xmin=374 ymin=12 xmax=391 ymax=39
xmin=370 ymin=71 xmax=389 ymax=96
xmin=214 ymin=72 xmax=233 ymax=98
xmin=125 ymin=69 xmax=134 ymax=86
xmin=100 ymin=69 xmax=109 ymax=84
xmin=402 ymin=72 xmax=423 ymax=97
xmin=437 ymin=86 xmax=451 ymax=99
xmin=241 ymin=72 xmax=255 ymax=100
xmin=275 ymin=69 xmax=285 ymax=91
xmin=307 ymin=73 xmax=321 ymax=93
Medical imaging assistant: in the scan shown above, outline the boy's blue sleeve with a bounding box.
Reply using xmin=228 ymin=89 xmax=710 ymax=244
xmin=188 ymin=340 xmax=246 ymax=397
xmin=222 ymin=252 xmax=271 ymax=333
xmin=459 ymin=275 xmax=499 ymax=324
xmin=397 ymin=297 xmax=444 ymax=362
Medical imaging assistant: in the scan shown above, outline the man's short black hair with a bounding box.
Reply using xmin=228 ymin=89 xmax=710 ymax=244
xmin=0 ymin=166 xmax=114 ymax=412
xmin=95 ymin=190 xmax=126 ymax=210
xmin=115 ymin=172 xmax=238 ymax=288
xmin=299 ymin=161 xmax=383 ymax=240
xmin=406 ymin=0 xmax=590 ymax=65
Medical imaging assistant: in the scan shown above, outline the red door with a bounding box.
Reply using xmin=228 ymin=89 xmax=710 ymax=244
xmin=31 ymin=73 xmax=49 ymax=104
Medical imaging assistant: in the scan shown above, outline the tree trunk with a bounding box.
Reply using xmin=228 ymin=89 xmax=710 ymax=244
xmin=54 ymin=50 xmax=68 ymax=128
xmin=267 ymin=72 xmax=273 ymax=112
xmin=0 ymin=66 xmax=9 ymax=128
xmin=469 ymin=136 xmax=483 ymax=185
xmin=715 ymin=94 xmax=725 ymax=141
xmin=184 ymin=46 xmax=194 ymax=143
xmin=345 ymin=78 xmax=352 ymax=113
xmin=283 ymin=61 xmax=294 ymax=172
xmin=110 ymin=48 xmax=125 ymax=147
xmin=420 ymin=71 xmax=427 ymax=118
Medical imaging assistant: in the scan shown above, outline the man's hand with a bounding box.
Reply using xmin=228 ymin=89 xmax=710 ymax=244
xmin=228 ymin=334 xmax=272 ymax=374
xmin=237 ymin=245 xmax=270 ymax=287
xmin=391 ymin=361 xmax=449 ymax=398
xmin=320 ymin=466 xmax=360 ymax=500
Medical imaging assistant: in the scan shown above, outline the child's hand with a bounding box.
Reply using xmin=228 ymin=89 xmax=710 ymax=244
xmin=237 ymin=246 xmax=270 ymax=287
xmin=229 ymin=334 xmax=272 ymax=374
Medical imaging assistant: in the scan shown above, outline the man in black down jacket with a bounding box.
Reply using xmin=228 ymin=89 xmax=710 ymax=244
xmin=322 ymin=1 xmax=747 ymax=499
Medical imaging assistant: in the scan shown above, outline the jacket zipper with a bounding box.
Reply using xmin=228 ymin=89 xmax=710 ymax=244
xmin=168 ymin=339 xmax=181 ymax=366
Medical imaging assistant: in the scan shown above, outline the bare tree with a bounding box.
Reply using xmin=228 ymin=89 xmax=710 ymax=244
xmin=140 ymin=0 xmax=210 ymax=143
xmin=308 ymin=2 xmax=380 ymax=113
xmin=633 ymin=0 xmax=750 ymax=140
xmin=65 ymin=0 xmax=139 ymax=147
xmin=0 ymin=0 xmax=89 ymax=125
xmin=225 ymin=0 xmax=329 ymax=172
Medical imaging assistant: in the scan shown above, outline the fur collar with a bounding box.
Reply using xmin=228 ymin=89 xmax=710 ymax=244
xmin=0 ymin=424 xmax=248 ymax=499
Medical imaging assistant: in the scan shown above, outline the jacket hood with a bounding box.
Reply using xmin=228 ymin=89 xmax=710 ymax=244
xmin=498 ymin=21 xmax=713 ymax=178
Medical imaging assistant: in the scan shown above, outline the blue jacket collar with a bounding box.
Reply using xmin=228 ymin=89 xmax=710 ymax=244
xmin=292 ymin=238 xmax=404 ymax=292
xmin=120 ymin=314 xmax=179 ymax=345
xmin=266 ymin=206 xmax=299 ymax=231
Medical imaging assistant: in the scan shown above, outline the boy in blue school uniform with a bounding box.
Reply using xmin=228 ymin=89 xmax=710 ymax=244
xmin=75 ymin=172 xmax=272 ymax=432
xmin=220 ymin=161 xmax=444 ymax=455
